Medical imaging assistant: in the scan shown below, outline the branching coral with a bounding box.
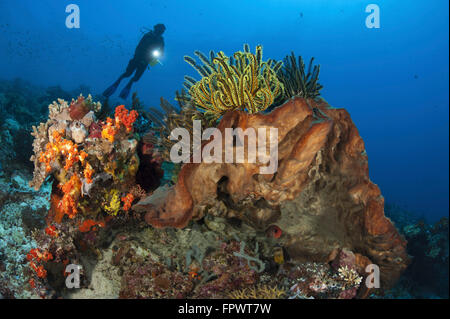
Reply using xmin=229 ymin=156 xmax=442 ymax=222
xmin=337 ymin=266 xmax=363 ymax=289
xmin=233 ymin=241 xmax=265 ymax=273
xmin=228 ymin=284 xmax=286 ymax=299
xmin=183 ymin=44 xmax=284 ymax=122
xmin=277 ymin=52 xmax=323 ymax=100
xmin=129 ymin=184 xmax=147 ymax=199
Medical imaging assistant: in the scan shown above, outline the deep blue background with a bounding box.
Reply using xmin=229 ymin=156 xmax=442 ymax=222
xmin=0 ymin=0 xmax=448 ymax=221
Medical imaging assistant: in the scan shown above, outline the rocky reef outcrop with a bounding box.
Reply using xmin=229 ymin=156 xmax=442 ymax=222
xmin=384 ymin=211 xmax=449 ymax=298
xmin=134 ymin=96 xmax=409 ymax=288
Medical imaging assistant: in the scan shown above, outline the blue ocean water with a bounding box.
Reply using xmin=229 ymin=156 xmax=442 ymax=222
xmin=0 ymin=0 xmax=448 ymax=221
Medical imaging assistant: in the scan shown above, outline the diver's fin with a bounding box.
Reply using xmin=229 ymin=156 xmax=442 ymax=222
xmin=119 ymin=82 xmax=132 ymax=100
xmin=103 ymin=80 xmax=120 ymax=97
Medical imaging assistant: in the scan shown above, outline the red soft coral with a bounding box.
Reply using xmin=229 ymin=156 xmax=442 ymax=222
xmin=121 ymin=193 xmax=135 ymax=211
xmin=114 ymin=105 xmax=138 ymax=132
xmin=27 ymin=248 xmax=53 ymax=279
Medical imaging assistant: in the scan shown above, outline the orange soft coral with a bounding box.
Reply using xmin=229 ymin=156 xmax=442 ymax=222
xmin=57 ymin=174 xmax=82 ymax=220
xmin=79 ymin=219 xmax=106 ymax=232
xmin=58 ymin=193 xmax=77 ymax=219
xmin=49 ymin=192 xmax=65 ymax=224
xmin=114 ymin=105 xmax=138 ymax=132
xmin=101 ymin=117 xmax=118 ymax=142
xmin=121 ymin=193 xmax=135 ymax=211
xmin=101 ymin=105 xmax=138 ymax=142
xmin=39 ymin=130 xmax=64 ymax=172
xmin=83 ymin=162 xmax=94 ymax=184
xmin=39 ymin=130 xmax=84 ymax=172
xmin=60 ymin=140 xmax=80 ymax=170
xmin=79 ymin=150 xmax=88 ymax=163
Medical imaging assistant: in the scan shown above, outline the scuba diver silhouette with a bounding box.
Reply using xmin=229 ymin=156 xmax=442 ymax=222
xmin=103 ymin=23 xmax=165 ymax=99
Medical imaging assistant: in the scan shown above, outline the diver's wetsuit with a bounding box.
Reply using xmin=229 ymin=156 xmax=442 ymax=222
xmin=103 ymin=26 xmax=165 ymax=99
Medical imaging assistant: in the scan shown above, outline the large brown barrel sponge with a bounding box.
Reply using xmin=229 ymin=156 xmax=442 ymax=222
xmin=133 ymin=97 xmax=409 ymax=288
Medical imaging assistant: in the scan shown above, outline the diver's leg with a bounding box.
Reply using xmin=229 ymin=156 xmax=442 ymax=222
xmin=103 ymin=59 xmax=137 ymax=97
xmin=119 ymin=63 xmax=146 ymax=99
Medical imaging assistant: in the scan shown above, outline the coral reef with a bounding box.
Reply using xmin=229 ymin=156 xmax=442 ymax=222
xmin=119 ymin=259 xmax=194 ymax=298
xmin=134 ymin=96 xmax=409 ymax=289
xmin=29 ymin=97 xmax=143 ymax=225
xmin=0 ymin=80 xmax=108 ymax=176
xmin=21 ymin=94 xmax=164 ymax=297
xmin=0 ymin=172 xmax=51 ymax=298
xmin=1 ymin=39 xmax=445 ymax=299
xmin=283 ymin=263 xmax=361 ymax=299
xmin=382 ymin=213 xmax=448 ymax=298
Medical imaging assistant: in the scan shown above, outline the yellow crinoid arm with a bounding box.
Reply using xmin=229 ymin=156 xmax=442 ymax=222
xmin=185 ymin=44 xmax=284 ymax=120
